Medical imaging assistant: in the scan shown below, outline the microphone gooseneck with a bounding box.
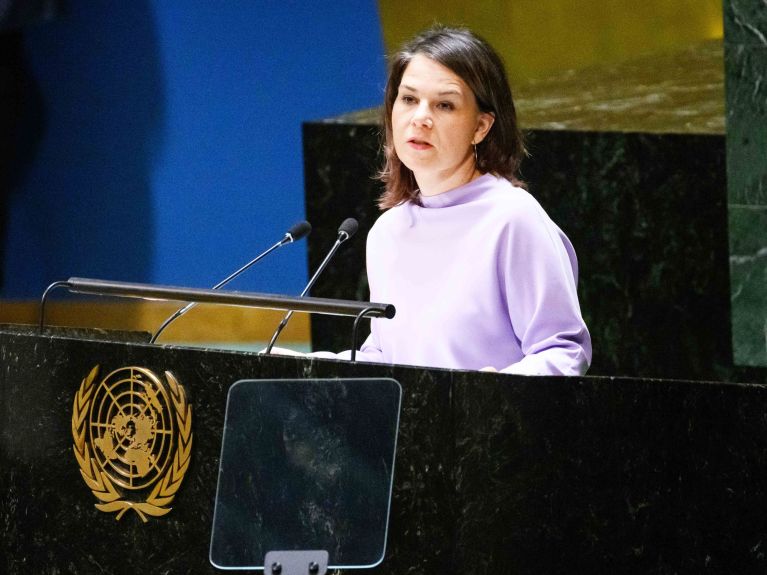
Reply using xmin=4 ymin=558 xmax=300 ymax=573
xmin=150 ymin=220 xmax=312 ymax=344
xmin=264 ymin=217 xmax=358 ymax=355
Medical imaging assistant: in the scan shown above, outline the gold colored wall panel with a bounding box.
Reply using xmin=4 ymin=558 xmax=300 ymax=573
xmin=0 ymin=301 xmax=310 ymax=347
xmin=378 ymin=0 xmax=723 ymax=81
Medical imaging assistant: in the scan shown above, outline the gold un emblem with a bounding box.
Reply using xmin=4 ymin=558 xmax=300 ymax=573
xmin=71 ymin=365 xmax=193 ymax=522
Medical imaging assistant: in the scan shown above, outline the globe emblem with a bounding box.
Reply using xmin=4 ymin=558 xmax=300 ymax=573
xmin=89 ymin=367 xmax=175 ymax=490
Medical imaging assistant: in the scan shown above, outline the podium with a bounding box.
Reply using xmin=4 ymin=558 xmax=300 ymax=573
xmin=4 ymin=323 xmax=767 ymax=574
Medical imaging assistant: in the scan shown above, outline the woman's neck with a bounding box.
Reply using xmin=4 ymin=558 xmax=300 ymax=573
xmin=415 ymin=158 xmax=479 ymax=197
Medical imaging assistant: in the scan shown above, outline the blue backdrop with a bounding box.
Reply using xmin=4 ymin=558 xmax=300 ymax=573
xmin=3 ymin=1 xmax=385 ymax=298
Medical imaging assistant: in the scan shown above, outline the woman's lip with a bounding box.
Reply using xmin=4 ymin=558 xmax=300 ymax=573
xmin=407 ymin=138 xmax=433 ymax=149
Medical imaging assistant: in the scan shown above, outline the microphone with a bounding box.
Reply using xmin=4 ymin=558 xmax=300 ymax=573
xmin=150 ymin=220 xmax=311 ymax=344
xmin=264 ymin=217 xmax=358 ymax=354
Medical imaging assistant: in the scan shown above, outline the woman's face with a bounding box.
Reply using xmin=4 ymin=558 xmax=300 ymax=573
xmin=392 ymin=54 xmax=494 ymax=195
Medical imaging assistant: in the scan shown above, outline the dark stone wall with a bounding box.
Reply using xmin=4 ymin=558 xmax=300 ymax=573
xmin=303 ymin=121 xmax=766 ymax=385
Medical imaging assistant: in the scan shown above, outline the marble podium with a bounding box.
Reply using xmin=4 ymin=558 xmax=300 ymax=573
xmin=3 ymin=323 xmax=767 ymax=574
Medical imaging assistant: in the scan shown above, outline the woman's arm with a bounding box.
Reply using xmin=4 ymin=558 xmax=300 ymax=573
xmin=498 ymin=204 xmax=592 ymax=376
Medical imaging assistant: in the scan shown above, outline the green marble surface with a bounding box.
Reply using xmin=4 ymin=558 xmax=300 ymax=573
xmin=729 ymin=206 xmax=767 ymax=366
xmin=725 ymin=0 xmax=767 ymax=46
xmin=725 ymin=0 xmax=767 ymax=367
xmin=725 ymin=44 xmax=767 ymax=205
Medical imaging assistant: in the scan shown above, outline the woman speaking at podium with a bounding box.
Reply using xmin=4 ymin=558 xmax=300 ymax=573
xmin=291 ymin=26 xmax=591 ymax=376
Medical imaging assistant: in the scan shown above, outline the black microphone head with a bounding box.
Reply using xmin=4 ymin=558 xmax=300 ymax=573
xmin=338 ymin=218 xmax=358 ymax=241
xmin=286 ymin=220 xmax=312 ymax=242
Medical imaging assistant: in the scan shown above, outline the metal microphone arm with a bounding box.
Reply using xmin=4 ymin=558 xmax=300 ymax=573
xmin=263 ymin=237 xmax=344 ymax=354
xmin=152 ymin=237 xmax=284 ymax=344
xmin=151 ymin=221 xmax=311 ymax=343
xmin=264 ymin=217 xmax=358 ymax=355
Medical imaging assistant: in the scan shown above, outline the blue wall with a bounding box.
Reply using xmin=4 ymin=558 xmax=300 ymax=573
xmin=3 ymin=1 xmax=385 ymax=298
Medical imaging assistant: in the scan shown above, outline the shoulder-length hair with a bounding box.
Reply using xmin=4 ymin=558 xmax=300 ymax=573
xmin=377 ymin=26 xmax=526 ymax=210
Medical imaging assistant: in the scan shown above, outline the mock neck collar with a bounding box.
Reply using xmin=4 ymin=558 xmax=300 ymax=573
xmin=417 ymin=173 xmax=496 ymax=208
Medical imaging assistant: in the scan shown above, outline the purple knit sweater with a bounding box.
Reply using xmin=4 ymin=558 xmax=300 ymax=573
xmin=317 ymin=174 xmax=591 ymax=375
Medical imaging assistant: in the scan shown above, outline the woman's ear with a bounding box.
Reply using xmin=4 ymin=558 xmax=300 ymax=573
xmin=473 ymin=111 xmax=495 ymax=145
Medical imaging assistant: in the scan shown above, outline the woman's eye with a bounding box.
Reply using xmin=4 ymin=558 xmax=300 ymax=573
xmin=437 ymin=102 xmax=454 ymax=111
xmin=400 ymin=95 xmax=416 ymax=104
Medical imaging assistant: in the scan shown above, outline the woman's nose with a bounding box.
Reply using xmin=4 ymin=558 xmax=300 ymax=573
xmin=411 ymin=103 xmax=433 ymax=128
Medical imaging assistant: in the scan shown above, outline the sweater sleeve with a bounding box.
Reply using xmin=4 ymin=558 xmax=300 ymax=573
xmin=498 ymin=203 xmax=592 ymax=376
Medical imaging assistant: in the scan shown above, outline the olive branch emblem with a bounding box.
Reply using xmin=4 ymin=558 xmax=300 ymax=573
xmin=71 ymin=365 xmax=193 ymax=522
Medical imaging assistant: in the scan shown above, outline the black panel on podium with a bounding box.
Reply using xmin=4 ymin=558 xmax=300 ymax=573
xmin=209 ymin=378 xmax=402 ymax=572
xmin=5 ymin=322 xmax=767 ymax=573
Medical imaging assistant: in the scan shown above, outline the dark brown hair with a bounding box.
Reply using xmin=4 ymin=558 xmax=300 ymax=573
xmin=378 ymin=26 xmax=526 ymax=209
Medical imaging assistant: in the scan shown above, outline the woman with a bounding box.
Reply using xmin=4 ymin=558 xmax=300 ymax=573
xmin=315 ymin=26 xmax=591 ymax=375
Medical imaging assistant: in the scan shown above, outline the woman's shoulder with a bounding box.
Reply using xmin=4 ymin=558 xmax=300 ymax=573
xmin=480 ymin=176 xmax=549 ymax=220
xmin=369 ymin=201 xmax=414 ymax=235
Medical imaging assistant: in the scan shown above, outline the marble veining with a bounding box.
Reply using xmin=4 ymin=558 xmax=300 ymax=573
xmin=725 ymin=0 xmax=767 ymax=368
xmin=725 ymin=0 xmax=767 ymax=46
xmin=728 ymin=206 xmax=767 ymax=365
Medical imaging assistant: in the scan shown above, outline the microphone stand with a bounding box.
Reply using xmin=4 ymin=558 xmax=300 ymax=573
xmin=263 ymin=235 xmax=346 ymax=355
xmin=151 ymin=223 xmax=309 ymax=344
xmin=151 ymin=240 xmax=282 ymax=343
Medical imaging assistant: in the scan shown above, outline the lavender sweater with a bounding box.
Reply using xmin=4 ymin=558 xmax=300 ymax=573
xmin=317 ymin=174 xmax=591 ymax=375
